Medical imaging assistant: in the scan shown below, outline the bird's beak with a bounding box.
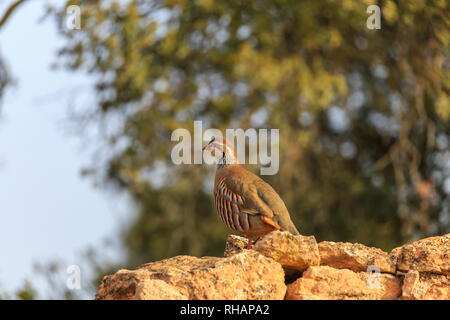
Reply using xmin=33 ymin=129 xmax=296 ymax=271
xmin=202 ymin=141 xmax=214 ymax=152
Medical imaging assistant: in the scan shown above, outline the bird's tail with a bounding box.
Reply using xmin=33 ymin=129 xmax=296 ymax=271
xmin=286 ymin=221 xmax=300 ymax=235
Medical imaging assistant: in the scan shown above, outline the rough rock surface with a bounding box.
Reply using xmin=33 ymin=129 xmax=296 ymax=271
xmin=285 ymin=266 xmax=402 ymax=300
xmin=401 ymin=270 xmax=450 ymax=300
xmin=254 ymin=231 xmax=320 ymax=272
xmin=96 ymin=233 xmax=450 ymax=300
xmin=96 ymin=250 xmax=286 ymax=300
xmin=224 ymin=231 xmax=320 ymax=272
xmin=134 ymin=279 xmax=187 ymax=300
xmin=318 ymin=241 xmax=396 ymax=273
xmin=390 ymin=234 xmax=450 ymax=275
xmin=224 ymin=234 xmax=247 ymax=257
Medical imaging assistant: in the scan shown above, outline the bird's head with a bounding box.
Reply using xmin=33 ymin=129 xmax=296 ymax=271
xmin=202 ymin=136 xmax=237 ymax=163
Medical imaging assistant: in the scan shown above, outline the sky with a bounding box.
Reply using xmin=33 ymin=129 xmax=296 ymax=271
xmin=0 ymin=1 xmax=130 ymax=296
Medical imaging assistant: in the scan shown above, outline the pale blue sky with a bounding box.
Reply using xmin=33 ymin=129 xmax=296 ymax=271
xmin=0 ymin=1 xmax=130 ymax=295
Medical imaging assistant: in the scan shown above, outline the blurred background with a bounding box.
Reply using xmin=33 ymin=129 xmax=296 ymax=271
xmin=0 ymin=0 xmax=448 ymax=299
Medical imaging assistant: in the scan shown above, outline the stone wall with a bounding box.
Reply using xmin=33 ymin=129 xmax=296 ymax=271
xmin=96 ymin=232 xmax=449 ymax=300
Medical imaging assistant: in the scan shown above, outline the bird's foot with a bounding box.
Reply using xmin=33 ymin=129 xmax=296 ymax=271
xmin=246 ymin=236 xmax=262 ymax=249
xmin=253 ymin=236 xmax=262 ymax=245
xmin=246 ymin=237 xmax=253 ymax=249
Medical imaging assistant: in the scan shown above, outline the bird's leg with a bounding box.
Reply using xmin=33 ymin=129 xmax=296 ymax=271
xmin=246 ymin=237 xmax=253 ymax=249
xmin=253 ymin=236 xmax=262 ymax=245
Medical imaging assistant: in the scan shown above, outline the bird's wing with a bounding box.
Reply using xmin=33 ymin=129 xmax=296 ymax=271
xmin=215 ymin=178 xmax=262 ymax=216
xmin=217 ymin=167 xmax=299 ymax=234
xmin=253 ymin=178 xmax=290 ymax=215
xmin=219 ymin=174 xmax=277 ymax=219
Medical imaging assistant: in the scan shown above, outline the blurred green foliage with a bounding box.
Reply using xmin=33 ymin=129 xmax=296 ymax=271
xmin=15 ymin=280 xmax=36 ymax=300
xmin=0 ymin=53 xmax=8 ymax=104
xmin=0 ymin=0 xmax=28 ymax=105
xmin=0 ymin=280 xmax=36 ymax=300
xmin=44 ymin=0 xmax=450 ymax=277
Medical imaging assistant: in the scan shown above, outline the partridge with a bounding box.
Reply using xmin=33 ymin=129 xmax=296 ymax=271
xmin=202 ymin=136 xmax=300 ymax=249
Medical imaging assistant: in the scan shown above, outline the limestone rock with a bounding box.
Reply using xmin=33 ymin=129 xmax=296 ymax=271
xmin=224 ymin=234 xmax=247 ymax=257
xmin=285 ymin=266 xmax=402 ymax=300
xmin=134 ymin=279 xmax=188 ymax=300
xmin=254 ymin=231 xmax=320 ymax=272
xmin=97 ymin=233 xmax=450 ymax=300
xmin=318 ymin=241 xmax=396 ymax=273
xmin=390 ymin=234 xmax=450 ymax=275
xmin=401 ymin=270 xmax=450 ymax=300
xmin=96 ymin=250 xmax=286 ymax=300
xmin=224 ymin=231 xmax=320 ymax=273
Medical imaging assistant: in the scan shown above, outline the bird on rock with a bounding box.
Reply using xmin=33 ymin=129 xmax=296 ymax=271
xmin=202 ymin=136 xmax=300 ymax=249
